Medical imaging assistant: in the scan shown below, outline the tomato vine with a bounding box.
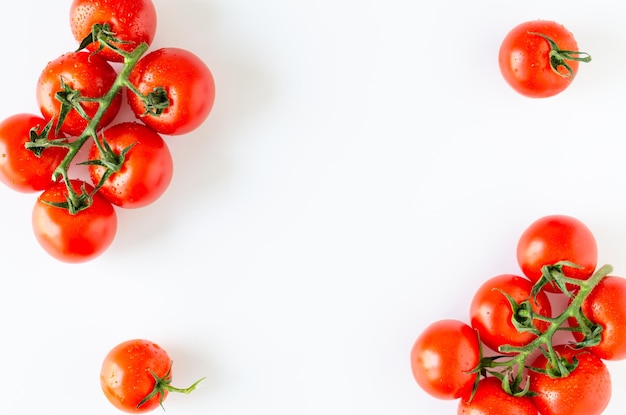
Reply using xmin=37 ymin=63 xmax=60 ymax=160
xmin=471 ymin=261 xmax=611 ymax=397
xmin=27 ymin=26 xmax=162 ymax=214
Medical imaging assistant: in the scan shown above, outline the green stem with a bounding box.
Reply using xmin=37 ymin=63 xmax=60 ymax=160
xmin=478 ymin=264 xmax=612 ymax=392
xmin=48 ymin=42 xmax=150 ymax=212
xmin=137 ymin=366 xmax=205 ymax=410
xmin=528 ymin=31 xmax=592 ymax=79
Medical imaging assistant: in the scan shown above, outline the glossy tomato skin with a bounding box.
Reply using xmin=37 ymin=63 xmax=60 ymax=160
xmin=0 ymin=114 xmax=67 ymax=192
xmin=516 ymin=215 xmax=597 ymax=292
xmin=127 ymin=48 xmax=215 ymax=135
xmin=458 ymin=376 xmax=538 ymax=415
xmin=70 ymin=0 xmax=157 ymax=62
xmin=499 ymin=20 xmax=582 ymax=98
xmin=37 ymin=51 xmax=121 ymax=136
xmin=470 ymin=274 xmax=552 ymax=352
xmin=89 ymin=122 xmax=173 ymax=208
xmin=410 ymin=319 xmax=480 ymax=400
xmin=101 ymin=339 xmax=172 ymax=413
xmin=32 ymin=180 xmax=117 ymax=263
xmin=570 ymin=276 xmax=626 ymax=360
xmin=529 ymin=345 xmax=611 ymax=415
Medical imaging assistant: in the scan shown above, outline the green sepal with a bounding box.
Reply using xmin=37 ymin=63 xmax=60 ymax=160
xmin=24 ymin=119 xmax=67 ymax=157
xmin=41 ymin=182 xmax=93 ymax=215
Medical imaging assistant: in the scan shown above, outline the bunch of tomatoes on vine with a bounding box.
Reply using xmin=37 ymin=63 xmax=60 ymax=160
xmin=0 ymin=0 xmax=215 ymax=263
xmin=410 ymin=214 xmax=626 ymax=415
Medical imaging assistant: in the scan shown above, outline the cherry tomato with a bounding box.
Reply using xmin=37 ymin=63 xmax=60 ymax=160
xmin=569 ymin=276 xmax=626 ymax=360
xmin=101 ymin=339 xmax=172 ymax=413
xmin=70 ymin=0 xmax=158 ymax=63
xmin=101 ymin=339 xmax=204 ymax=413
xmin=37 ymin=51 xmax=122 ymax=136
xmin=529 ymin=345 xmax=611 ymax=415
xmin=127 ymin=47 xmax=215 ymax=135
xmin=499 ymin=20 xmax=589 ymax=98
xmin=88 ymin=122 xmax=173 ymax=208
xmin=32 ymin=180 xmax=117 ymax=263
xmin=516 ymin=215 xmax=597 ymax=292
xmin=457 ymin=376 xmax=538 ymax=415
xmin=0 ymin=114 xmax=67 ymax=192
xmin=410 ymin=319 xmax=480 ymax=400
xmin=469 ymin=274 xmax=552 ymax=352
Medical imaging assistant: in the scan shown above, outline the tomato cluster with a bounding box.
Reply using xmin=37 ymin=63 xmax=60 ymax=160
xmin=0 ymin=0 xmax=216 ymax=263
xmin=410 ymin=215 xmax=626 ymax=415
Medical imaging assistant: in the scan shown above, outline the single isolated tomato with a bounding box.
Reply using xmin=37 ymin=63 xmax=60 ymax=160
xmin=499 ymin=20 xmax=590 ymax=98
xmin=101 ymin=339 xmax=204 ymax=413
xmin=127 ymin=47 xmax=215 ymax=135
xmin=37 ymin=51 xmax=122 ymax=136
xmin=516 ymin=215 xmax=598 ymax=292
xmin=0 ymin=113 xmax=68 ymax=192
xmin=410 ymin=319 xmax=480 ymax=400
xmin=88 ymin=122 xmax=173 ymax=208
xmin=529 ymin=345 xmax=611 ymax=415
xmin=70 ymin=0 xmax=158 ymax=62
xmin=457 ymin=376 xmax=538 ymax=415
xmin=470 ymin=274 xmax=552 ymax=352
xmin=569 ymin=276 xmax=626 ymax=360
xmin=32 ymin=180 xmax=117 ymax=263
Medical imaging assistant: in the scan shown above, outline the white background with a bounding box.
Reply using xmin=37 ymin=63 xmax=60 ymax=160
xmin=1 ymin=0 xmax=626 ymax=414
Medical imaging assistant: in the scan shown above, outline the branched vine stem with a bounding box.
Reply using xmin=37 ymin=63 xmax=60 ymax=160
xmin=27 ymin=24 xmax=168 ymax=214
xmin=470 ymin=262 xmax=612 ymax=398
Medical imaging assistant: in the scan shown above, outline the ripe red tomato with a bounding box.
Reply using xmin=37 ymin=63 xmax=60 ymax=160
xmin=410 ymin=319 xmax=480 ymax=400
xmin=569 ymin=276 xmax=626 ymax=360
xmin=70 ymin=0 xmax=158 ymax=63
xmin=516 ymin=215 xmax=597 ymax=292
xmin=32 ymin=180 xmax=117 ymax=263
xmin=101 ymin=339 xmax=173 ymax=413
xmin=457 ymin=376 xmax=538 ymax=415
xmin=88 ymin=122 xmax=173 ymax=208
xmin=529 ymin=345 xmax=611 ymax=415
xmin=0 ymin=114 xmax=68 ymax=192
xmin=37 ymin=51 xmax=122 ymax=136
xmin=499 ymin=20 xmax=589 ymax=98
xmin=469 ymin=274 xmax=552 ymax=352
xmin=127 ymin=47 xmax=215 ymax=135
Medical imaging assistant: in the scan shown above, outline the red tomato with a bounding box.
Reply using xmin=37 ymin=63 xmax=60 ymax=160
xmin=499 ymin=20 xmax=589 ymax=98
xmin=569 ymin=276 xmax=626 ymax=360
xmin=37 ymin=51 xmax=122 ymax=136
xmin=101 ymin=339 xmax=204 ymax=413
xmin=88 ymin=122 xmax=173 ymax=208
xmin=469 ymin=274 xmax=552 ymax=352
xmin=516 ymin=215 xmax=597 ymax=293
xmin=529 ymin=345 xmax=611 ymax=415
xmin=101 ymin=339 xmax=172 ymax=413
xmin=0 ymin=114 xmax=68 ymax=192
xmin=410 ymin=319 xmax=480 ymax=400
xmin=32 ymin=180 xmax=117 ymax=263
xmin=457 ymin=376 xmax=538 ymax=415
xmin=127 ymin=48 xmax=215 ymax=135
xmin=70 ymin=0 xmax=158 ymax=63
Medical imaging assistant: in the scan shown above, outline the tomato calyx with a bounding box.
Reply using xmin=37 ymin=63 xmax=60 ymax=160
xmin=493 ymin=289 xmax=542 ymax=336
xmin=42 ymin=180 xmax=94 ymax=214
xmin=469 ymin=263 xmax=611 ymax=397
xmin=137 ymin=363 xmax=206 ymax=410
xmin=23 ymin=119 xmax=67 ymax=157
xmin=530 ymin=261 xmax=581 ymax=299
xmin=528 ymin=31 xmax=592 ymax=79
xmin=80 ymin=132 xmax=137 ymax=188
xmin=76 ymin=23 xmax=130 ymax=56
